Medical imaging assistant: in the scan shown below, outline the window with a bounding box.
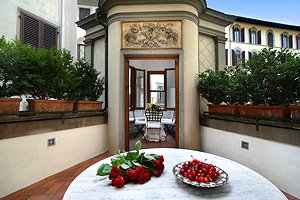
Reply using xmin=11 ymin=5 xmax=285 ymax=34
xmin=20 ymin=11 xmax=57 ymax=49
xmin=297 ymin=35 xmax=300 ymax=50
xmin=129 ymin=67 xmax=145 ymax=110
xmin=79 ymin=8 xmax=90 ymax=20
xmin=282 ymin=34 xmax=288 ymax=48
xmin=281 ymin=32 xmax=293 ymax=48
xmin=248 ymin=50 xmax=258 ymax=60
xmin=77 ymin=44 xmax=85 ymax=60
xmin=232 ymin=25 xmax=245 ymax=42
xmin=249 ymin=28 xmax=261 ymax=44
xmin=267 ymin=31 xmax=274 ymax=46
xmin=250 ymin=30 xmax=257 ymax=44
xmin=233 ymin=27 xmax=240 ymax=42
xmin=147 ymin=72 xmax=165 ymax=108
xmin=232 ymin=49 xmax=244 ymax=66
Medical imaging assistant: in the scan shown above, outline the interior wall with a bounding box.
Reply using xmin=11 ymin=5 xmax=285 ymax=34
xmin=201 ymin=126 xmax=300 ymax=198
xmin=129 ymin=60 xmax=176 ymax=109
xmin=0 ymin=124 xmax=108 ymax=198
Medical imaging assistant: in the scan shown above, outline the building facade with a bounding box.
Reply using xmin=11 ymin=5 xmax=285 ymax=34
xmin=226 ymin=16 xmax=300 ymax=66
xmin=77 ymin=0 xmax=234 ymax=152
xmin=0 ymin=0 xmax=77 ymax=59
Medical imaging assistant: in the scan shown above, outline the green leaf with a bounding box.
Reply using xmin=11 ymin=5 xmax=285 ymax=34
xmin=97 ymin=164 xmax=112 ymax=176
xmin=120 ymin=163 xmax=130 ymax=170
xmin=125 ymin=160 xmax=133 ymax=167
xmin=135 ymin=140 xmax=142 ymax=151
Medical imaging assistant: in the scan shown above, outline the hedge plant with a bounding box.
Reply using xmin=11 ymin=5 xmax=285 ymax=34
xmin=0 ymin=36 xmax=104 ymax=101
xmin=197 ymin=47 xmax=300 ymax=106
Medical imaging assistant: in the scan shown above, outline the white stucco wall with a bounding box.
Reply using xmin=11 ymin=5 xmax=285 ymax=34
xmin=0 ymin=124 xmax=108 ymax=198
xmin=201 ymin=126 xmax=300 ymax=199
xmin=0 ymin=0 xmax=77 ymax=59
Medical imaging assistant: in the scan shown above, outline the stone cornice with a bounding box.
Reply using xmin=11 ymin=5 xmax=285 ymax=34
xmin=200 ymin=8 xmax=235 ymax=26
xmin=84 ymin=29 xmax=106 ymax=44
xmin=199 ymin=25 xmax=225 ymax=37
xmin=76 ymin=13 xmax=99 ymax=30
xmin=107 ymin=11 xmax=199 ymax=26
xmin=99 ymin=0 xmax=207 ymax=17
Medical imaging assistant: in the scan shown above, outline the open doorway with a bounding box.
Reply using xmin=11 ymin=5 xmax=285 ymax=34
xmin=125 ymin=56 xmax=179 ymax=151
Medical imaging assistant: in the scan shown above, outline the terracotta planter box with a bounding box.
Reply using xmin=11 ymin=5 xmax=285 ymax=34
xmin=73 ymin=101 xmax=103 ymax=111
xmin=238 ymin=105 xmax=289 ymax=119
xmin=289 ymin=106 xmax=300 ymax=121
xmin=28 ymin=99 xmax=74 ymax=112
xmin=208 ymin=104 xmax=238 ymax=115
xmin=0 ymin=98 xmax=22 ymax=114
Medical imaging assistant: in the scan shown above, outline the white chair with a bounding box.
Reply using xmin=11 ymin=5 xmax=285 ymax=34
xmin=145 ymin=107 xmax=163 ymax=142
xmin=133 ymin=110 xmax=146 ymax=139
xmin=162 ymin=110 xmax=176 ymax=138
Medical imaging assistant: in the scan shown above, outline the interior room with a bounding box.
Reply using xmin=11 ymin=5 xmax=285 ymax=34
xmin=127 ymin=59 xmax=177 ymax=150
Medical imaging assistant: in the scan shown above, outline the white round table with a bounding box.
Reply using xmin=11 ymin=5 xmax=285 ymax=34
xmin=63 ymin=148 xmax=287 ymax=200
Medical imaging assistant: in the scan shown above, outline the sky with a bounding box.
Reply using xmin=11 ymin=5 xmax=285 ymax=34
xmin=206 ymin=0 xmax=300 ymax=26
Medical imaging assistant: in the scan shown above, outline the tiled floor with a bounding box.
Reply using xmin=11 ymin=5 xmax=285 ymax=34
xmin=1 ymin=151 xmax=298 ymax=200
xmin=129 ymin=130 xmax=176 ymax=150
xmin=1 ymin=153 xmax=109 ymax=200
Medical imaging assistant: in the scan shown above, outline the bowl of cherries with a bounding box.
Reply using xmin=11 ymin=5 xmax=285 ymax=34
xmin=172 ymin=158 xmax=229 ymax=188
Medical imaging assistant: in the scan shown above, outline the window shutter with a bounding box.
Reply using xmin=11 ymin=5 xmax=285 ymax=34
xmin=289 ymin=35 xmax=293 ymax=48
xmin=297 ymin=36 xmax=300 ymax=49
xmin=249 ymin=29 xmax=252 ymax=44
xmin=232 ymin=50 xmax=236 ymax=66
xmin=22 ymin=13 xmax=39 ymax=48
xmin=281 ymin=33 xmax=284 ymax=48
xmin=258 ymin=30 xmax=261 ymax=44
xmin=232 ymin=26 xmax=235 ymax=41
xmin=225 ymin=49 xmax=228 ymax=65
xmin=248 ymin=52 xmax=252 ymax=60
xmin=242 ymin=51 xmax=245 ymax=62
xmin=43 ymin=23 xmax=57 ymax=49
xmin=241 ymin=28 xmax=245 ymax=42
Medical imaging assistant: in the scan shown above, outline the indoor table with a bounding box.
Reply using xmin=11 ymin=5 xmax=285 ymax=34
xmin=63 ymin=148 xmax=287 ymax=200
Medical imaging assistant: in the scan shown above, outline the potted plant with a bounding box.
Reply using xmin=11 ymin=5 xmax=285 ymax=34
xmin=197 ymin=69 xmax=237 ymax=115
xmin=0 ymin=36 xmax=22 ymax=114
xmin=238 ymin=48 xmax=297 ymax=119
xmin=70 ymin=60 xmax=105 ymax=111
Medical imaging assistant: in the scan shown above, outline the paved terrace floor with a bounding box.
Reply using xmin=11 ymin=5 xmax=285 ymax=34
xmin=2 ymin=146 xmax=298 ymax=200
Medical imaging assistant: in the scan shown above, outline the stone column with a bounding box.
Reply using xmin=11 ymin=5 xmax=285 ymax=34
xmin=180 ymin=19 xmax=201 ymax=150
xmin=107 ymin=21 xmax=125 ymax=154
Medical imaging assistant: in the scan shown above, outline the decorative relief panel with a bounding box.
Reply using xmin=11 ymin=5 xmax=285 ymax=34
xmin=122 ymin=21 xmax=182 ymax=49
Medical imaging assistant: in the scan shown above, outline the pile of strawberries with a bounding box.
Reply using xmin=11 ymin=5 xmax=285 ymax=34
xmin=179 ymin=159 xmax=220 ymax=183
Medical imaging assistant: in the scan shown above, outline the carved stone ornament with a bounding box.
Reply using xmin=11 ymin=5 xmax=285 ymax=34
xmin=122 ymin=21 xmax=182 ymax=49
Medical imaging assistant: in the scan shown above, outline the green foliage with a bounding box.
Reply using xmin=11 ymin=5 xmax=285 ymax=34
xmin=196 ymin=69 xmax=229 ymax=104
xmin=247 ymin=48 xmax=300 ymax=105
xmin=197 ymin=47 xmax=300 ymax=106
xmin=69 ymin=60 xmax=105 ymax=101
xmin=0 ymin=36 xmax=105 ymax=101
xmin=225 ymin=66 xmax=249 ymax=105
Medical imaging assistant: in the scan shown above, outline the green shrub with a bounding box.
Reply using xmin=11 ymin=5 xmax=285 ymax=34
xmin=69 ymin=60 xmax=105 ymax=101
xmin=247 ymin=48 xmax=300 ymax=105
xmin=197 ymin=69 xmax=229 ymax=104
xmin=0 ymin=36 xmax=104 ymax=101
xmin=197 ymin=47 xmax=300 ymax=106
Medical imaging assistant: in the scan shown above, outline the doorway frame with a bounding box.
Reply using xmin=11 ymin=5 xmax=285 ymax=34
xmin=124 ymin=55 xmax=179 ymax=151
